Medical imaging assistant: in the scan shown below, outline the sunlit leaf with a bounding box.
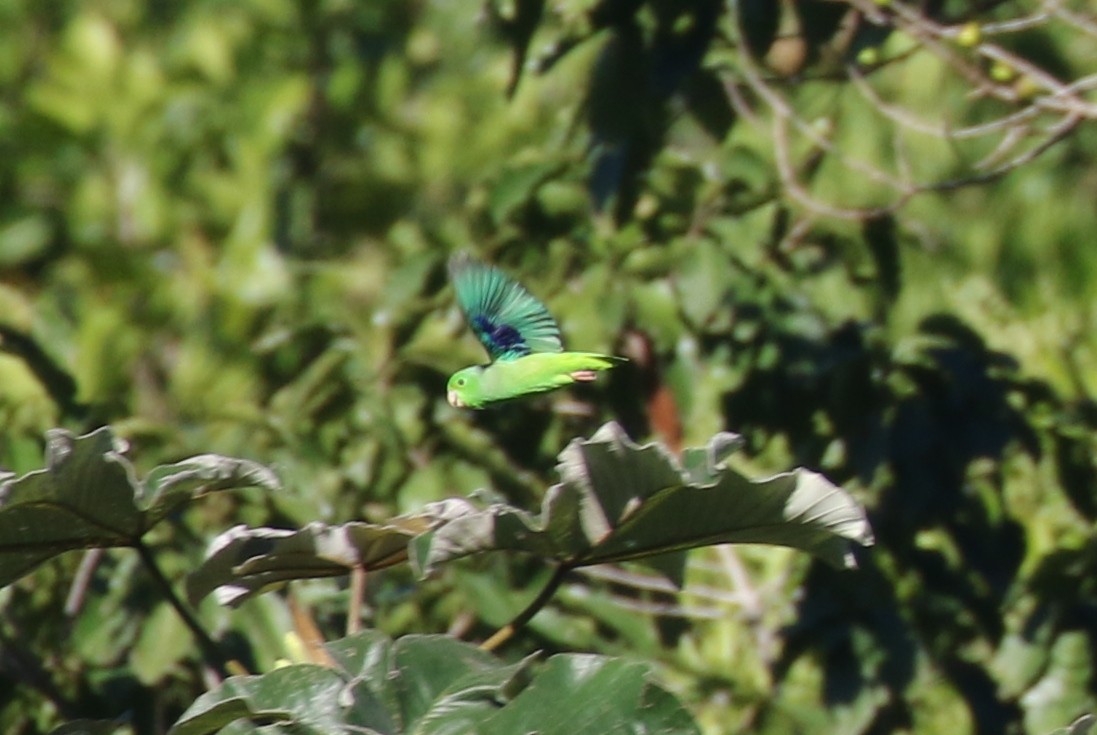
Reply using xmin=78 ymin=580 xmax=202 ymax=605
xmin=143 ymin=454 xmax=281 ymax=527
xmin=480 ymin=654 xmax=698 ymax=734
xmin=412 ymin=422 xmax=873 ymax=578
xmin=171 ymin=631 xmax=697 ymax=734
xmin=0 ymin=427 xmax=280 ymax=588
xmin=167 ymin=665 xmax=380 ymax=735
xmin=187 ymin=521 xmax=419 ymax=607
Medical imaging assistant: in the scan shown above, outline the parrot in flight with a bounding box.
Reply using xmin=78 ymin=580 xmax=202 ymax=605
xmin=446 ymin=254 xmax=624 ymax=409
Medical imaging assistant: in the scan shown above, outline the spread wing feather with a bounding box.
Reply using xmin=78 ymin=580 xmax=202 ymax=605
xmin=449 ymin=254 xmax=563 ymax=361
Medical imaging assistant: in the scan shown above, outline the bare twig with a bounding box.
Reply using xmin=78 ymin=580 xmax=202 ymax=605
xmin=723 ymin=0 xmax=1094 ymax=220
xmin=347 ymin=564 xmax=365 ymax=636
xmin=927 ymin=112 xmax=1082 ymax=192
xmin=64 ymin=548 xmax=104 ymax=617
xmin=847 ymin=65 xmax=1044 ymax=139
xmin=1054 ymin=4 xmax=1097 ymax=39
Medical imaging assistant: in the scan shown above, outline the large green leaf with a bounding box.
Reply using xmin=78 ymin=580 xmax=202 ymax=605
xmin=0 ymin=427 xmax=280 ymax=588
xmin=168 ymin=664 xmax=390 ymax=735
xmin=412 ymin=422 xmax=873 ymax=577
xmin=480 ymin=654 xmax=698 ymax=735
xmin=142 ymin=454 xmax=281 ymax=528
xmin=170 ymin=631 xmax=697 ymax=734
xmin=187 ymin=521 xmax=419 ymax=607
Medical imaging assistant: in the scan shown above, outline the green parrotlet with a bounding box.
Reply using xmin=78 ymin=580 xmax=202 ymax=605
xmin=446 ymin=254 xmax=624 ymax=409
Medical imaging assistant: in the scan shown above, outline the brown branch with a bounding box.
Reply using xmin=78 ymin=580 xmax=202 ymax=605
xmin=481 ymin=562 xmax=572 ymax=652
xmin=847 ymin=64 xmax=1045 ymax=139
xmin=64 ymin=548 xmax=103 ymax=616
xmin=347 ymin=564 xmax=365 ymax=636
xmin=723 ymin=0 xmax=1094 ymax=219
xmin=926 ymin=111 xmax=1082 ymax=192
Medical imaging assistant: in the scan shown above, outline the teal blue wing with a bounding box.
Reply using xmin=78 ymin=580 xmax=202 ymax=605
xmin=448 ymin=254 xmax=563 ymax=361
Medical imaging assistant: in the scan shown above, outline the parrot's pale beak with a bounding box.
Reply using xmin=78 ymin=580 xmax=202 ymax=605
xmin=447 ymin=390 xmax=463 ymax=408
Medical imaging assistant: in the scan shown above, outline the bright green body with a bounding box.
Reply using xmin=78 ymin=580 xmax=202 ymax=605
xmin=445 ymin=254 xmax=625 ymax=408
xmin=448 ymin=352 xmax=623 ymax=408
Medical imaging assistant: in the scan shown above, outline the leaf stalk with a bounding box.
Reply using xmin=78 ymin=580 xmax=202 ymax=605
xmin=133 ymin=540 xmax=233 ymax=679
xmin=481 ymin=562 xmax=572 ymax=652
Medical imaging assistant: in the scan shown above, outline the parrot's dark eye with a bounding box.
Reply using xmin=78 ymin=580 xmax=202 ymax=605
xmin=457 ymin=378 xmax=466 ymax=386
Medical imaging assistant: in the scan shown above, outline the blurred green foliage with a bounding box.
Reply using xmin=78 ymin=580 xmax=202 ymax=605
xmin=1 ymin=0 xmax=1096 ymax=733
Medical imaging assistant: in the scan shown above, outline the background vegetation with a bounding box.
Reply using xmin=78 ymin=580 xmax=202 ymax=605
xmin=1 ymin=0 xmax=1096 ymax=732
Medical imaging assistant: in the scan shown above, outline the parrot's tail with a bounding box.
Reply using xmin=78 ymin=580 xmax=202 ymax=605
xmin=568 ymin=354 xmax=627 ymax=382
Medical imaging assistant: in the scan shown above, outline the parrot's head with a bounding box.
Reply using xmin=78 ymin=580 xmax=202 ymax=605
xmin=447 ymin=366 xmax=484 ymax=408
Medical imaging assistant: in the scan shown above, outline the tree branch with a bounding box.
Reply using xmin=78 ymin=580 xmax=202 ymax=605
xmin=134 ymin=540 xmax=232 ymax=679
